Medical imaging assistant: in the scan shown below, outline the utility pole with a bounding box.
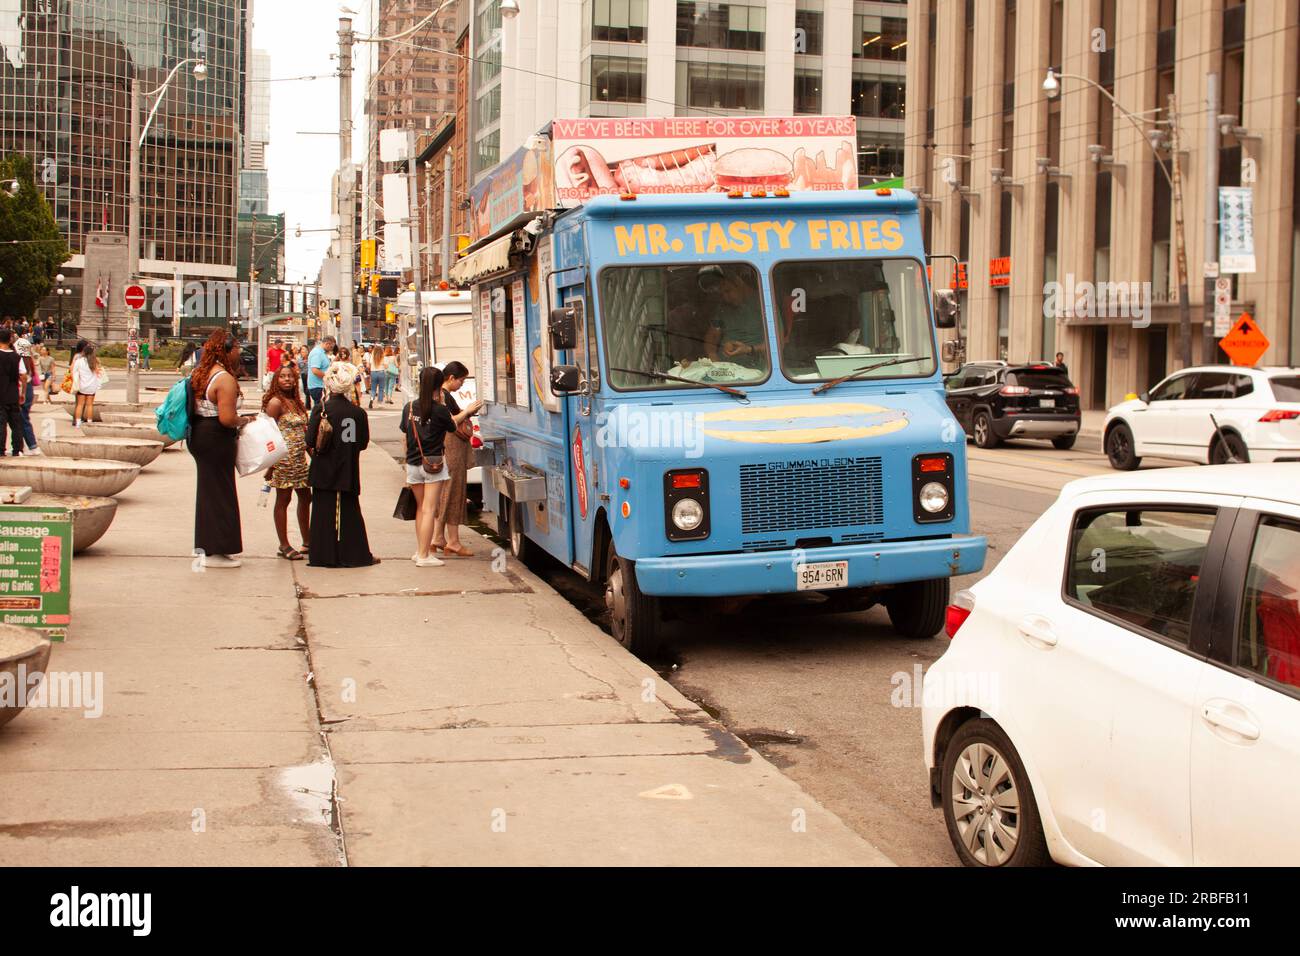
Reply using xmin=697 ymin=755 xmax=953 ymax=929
xmin=127 ymin=78 xmax=141 ymax=404
xmin=441 ymin=148 xmax=453 ymax=282
xmin=406 ymin=124 xmax=426 ymax=373
xmin=1168 ymin=93 xmax=1193 ymax=368
xmin=338 ymin=17 xmax=355 ymax=348
xmin=424 ymin=159 xmax=434 ymax=280
xmin=1203 ymin=74 xmax=1220 ymax=365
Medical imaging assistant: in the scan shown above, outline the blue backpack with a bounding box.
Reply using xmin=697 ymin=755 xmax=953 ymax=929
xmin=155 ymin=375 xmax=192 ymax=441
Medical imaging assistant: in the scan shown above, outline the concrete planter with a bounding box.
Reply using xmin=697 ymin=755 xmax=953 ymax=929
xmin=0 ymin=457 xmax=141 ymax=497
xmin=38 ymin=436 xmax=163 ymax=467
xmin=62 ymin=402 xmax=156 ymax=423
xmin=0 ymin=625 xmax=52 ymax=729
xmin=82 ymin=422 xmax=177 ymax=448
xmin=21 ymin=493 xmax=119 ymax=553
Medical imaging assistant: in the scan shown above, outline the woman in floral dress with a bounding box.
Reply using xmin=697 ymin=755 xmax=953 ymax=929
xmin=263 ymin=364 xmax=312 ymax=560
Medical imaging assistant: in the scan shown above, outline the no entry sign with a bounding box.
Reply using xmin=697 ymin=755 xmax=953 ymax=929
xmin=124 ymin=284 xmax=146 ymax=311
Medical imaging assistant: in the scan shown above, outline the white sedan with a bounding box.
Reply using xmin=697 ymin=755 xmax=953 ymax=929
xmin=922 ymin=464 xmax=1300 ymax=866
xmin=1103 ymin=365 xmax=1300 ymax=469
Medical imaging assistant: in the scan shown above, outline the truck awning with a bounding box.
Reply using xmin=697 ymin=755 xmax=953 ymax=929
xmin=450 ymin=232 xmax=515 ymax=284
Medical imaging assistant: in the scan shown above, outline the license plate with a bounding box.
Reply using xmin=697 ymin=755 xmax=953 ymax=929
xmin=796 ymin=561 xmax=849 ymax=591
xmin=1039 ymin=398 xmax=1056 ymax=408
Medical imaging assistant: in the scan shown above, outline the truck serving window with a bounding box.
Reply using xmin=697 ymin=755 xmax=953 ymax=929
xmin=772 ymin=258 xmax=937 ymax=382
xmin=599 ymin=263 xmax=771 ymax=390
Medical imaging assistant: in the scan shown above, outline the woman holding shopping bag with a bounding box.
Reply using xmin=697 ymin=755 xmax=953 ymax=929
xmin=305 ymin=362 xmax=379 ymax=568
xmin=263 ymin=364 xmax=312 ymax=560
xmin=189 ymin=331 xmax=255 ymax=569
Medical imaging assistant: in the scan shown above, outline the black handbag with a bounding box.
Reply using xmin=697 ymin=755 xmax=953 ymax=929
xmin=393 ymin=486 xmax=417 ymax=521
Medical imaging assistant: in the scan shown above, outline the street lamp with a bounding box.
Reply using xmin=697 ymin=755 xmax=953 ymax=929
xmin=501 ymin=0 xmax=520 ymax=17
xmin=54 ymin=273 xmax=72 ymax=340
xmin=1043 ymin=68 xmax=1193 ymax=367
xmin=127 ymin=56 xmax=206 ymax=402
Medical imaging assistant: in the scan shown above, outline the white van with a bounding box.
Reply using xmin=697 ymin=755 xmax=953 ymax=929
xmin=396 ymin=290 xmax=482 ymax=505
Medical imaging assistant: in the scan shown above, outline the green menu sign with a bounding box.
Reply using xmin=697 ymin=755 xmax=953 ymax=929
xmin=0 ymin=504 xmax=73 ymax=642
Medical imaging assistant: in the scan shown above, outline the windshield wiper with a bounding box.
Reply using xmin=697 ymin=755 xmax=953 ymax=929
xmin=812 ymin=355 xmax=922 ymax=395
xmin=611 ymin=367 xmax=749 ymax=400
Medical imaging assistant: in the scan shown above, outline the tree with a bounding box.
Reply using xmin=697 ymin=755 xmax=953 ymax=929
xmin=0 ymin=154 xmax=70 ymax=320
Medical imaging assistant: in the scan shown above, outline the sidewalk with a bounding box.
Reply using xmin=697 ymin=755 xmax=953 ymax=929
xmin=0 ymin=400 xmax=890 ymax=866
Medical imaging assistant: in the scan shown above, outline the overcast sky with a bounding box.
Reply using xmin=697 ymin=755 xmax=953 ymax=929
xmin=253 ymin=3 xmax=372 ymax=284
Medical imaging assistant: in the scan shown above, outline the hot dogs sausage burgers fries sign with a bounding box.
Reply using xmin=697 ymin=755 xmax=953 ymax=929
xmin=552 ymin=116 xmax=859 ymax=204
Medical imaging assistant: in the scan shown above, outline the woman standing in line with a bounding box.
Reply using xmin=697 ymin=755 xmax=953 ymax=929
xmin=400 ymin=366 xmax=481 ymax=567
xmin=262 ymin=364 xmax=312 ymax=560
xmin=432 ymin=361 xmax=478 ymax=557
xmin=382 ymin=346 xmax=399 ymax=403
xmin=71 ymin=343 xmax=103 ymax=427
xmin=189 ymin=330 xmax=254 ymax=569
xmin=305 ymin=362 xmax=380 ymax=568
xmin=298 ymin=344 xmax=312 ymax=408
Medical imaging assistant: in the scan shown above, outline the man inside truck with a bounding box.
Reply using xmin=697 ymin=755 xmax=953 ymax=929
xmin=698 ymin=265 xmax=766 ymax=362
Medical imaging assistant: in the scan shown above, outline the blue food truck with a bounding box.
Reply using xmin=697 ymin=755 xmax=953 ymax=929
xmin=455 ymin=168 xmax=985 ymax=656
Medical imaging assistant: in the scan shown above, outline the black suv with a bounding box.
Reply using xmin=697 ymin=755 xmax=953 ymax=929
xmin=944 ymin=361 xmax=1082 ymax=449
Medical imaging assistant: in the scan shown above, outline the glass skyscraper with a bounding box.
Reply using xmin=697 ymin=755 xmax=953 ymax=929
xmin=0 ymin=0 xmax=246 ymax=275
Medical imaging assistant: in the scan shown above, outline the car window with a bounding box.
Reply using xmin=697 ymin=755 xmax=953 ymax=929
xmin=1007 ymin=369 xmax=1072 ymax=390
xmin=1269 ymin=376 xmax=1300 ymax=402
xmin=1188 ymin=372 xmax=1234 ymax=400
xmin=1149 ymin=373 xmax=1195 ymax=402
xmin=1231 ymin=374 xmax=1254 ymax=398
xmin=1067 ymin=508 xmax=1217 ymax=646
xmin=1237 ymin=517 xmax=1300 ymax=693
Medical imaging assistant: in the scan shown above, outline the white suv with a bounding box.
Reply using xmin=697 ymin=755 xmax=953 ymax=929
xmin=1103 ymin=365 xmax=1300 ymax=469
xmin=922 ymin=465 xmax=1300 ymax=866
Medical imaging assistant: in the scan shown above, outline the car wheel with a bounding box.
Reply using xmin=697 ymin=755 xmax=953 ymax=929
xmin=1105 ymin=422 xmax=1141 ymax=470
xmin=884 ymin=577 xmax=948 ymax=639
xmin=941 ymin=718 xmax=1051 ymax=867
xmin=605 ymin=548 xmax=661 ymax=658
xmin=972 ymin=410 xmax=999 ymax=449
xmin=1210 ymin=431 xmax=1250 ymax=465
xmin=1050 ymin=434 xmax=1077 ymax=450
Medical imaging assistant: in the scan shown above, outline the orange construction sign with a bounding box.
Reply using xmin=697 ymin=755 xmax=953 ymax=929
xmin=1219 ymin=313 xmax=1270 ymax=367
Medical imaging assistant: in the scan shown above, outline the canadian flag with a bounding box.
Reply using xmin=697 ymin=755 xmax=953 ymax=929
xmin=95 ymin=277 xmax=108 ymax=309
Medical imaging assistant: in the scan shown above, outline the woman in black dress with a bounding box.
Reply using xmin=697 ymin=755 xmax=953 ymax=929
xmin=306 ymin=362 xmax=380 ymax=567
xmin=189 ymin=330 xmax=256 ymax=568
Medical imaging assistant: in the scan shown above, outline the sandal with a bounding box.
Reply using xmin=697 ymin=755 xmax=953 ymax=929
xmin=278 ymin=545 xmax=304 ymax=561
xmin=444 ymin=546 xmax=474 ymax=557
xmin=431 ymin=542 xmax=446 ymax=553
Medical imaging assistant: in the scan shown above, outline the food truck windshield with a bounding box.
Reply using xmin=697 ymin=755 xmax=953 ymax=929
xmin=599 ymin=257 xmax=937 ymax=393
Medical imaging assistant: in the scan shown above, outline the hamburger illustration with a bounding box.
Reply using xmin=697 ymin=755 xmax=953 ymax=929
xmin=712 ymin=147 xmax=794 ymax=191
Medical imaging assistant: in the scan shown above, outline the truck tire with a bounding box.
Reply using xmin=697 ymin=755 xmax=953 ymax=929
xmin=605 ymin=549 xmax=662 ymax=658
xmin=498 ymin=497 xmax=531 ymax=561
xmin=885 ymin=577 xmax=949 ymax=639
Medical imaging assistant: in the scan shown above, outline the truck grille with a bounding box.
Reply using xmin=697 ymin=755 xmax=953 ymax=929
xmin=739 ymin=457 xmax=884 ymax=535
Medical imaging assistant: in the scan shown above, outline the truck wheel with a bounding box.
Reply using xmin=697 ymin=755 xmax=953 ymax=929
xmin=885 ymin=577 xmax=949 ymax=639
xmin=972 ymin=410 xmax=1000 ymax=448
xmin=605 ymin=549 xmax=662 ymax=658
xmin=498 ymin=497 xmax=531 ymax=561
xmin=1105 ymin=422 xmax=1141 ymax=470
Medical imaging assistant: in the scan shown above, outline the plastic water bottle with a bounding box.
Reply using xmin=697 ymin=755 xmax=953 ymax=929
xmin=258 ymin=484 xmax=271 ymax=508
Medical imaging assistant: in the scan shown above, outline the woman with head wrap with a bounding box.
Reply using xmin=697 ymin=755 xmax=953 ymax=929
xmin=305 ymin=361 xmax=380 ymax=567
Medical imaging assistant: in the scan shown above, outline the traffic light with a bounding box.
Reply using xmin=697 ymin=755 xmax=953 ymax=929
xmin=369 ymin=273 xmax=380 ymax=296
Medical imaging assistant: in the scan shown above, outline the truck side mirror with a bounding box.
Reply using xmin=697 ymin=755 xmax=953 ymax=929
xmin=550 ymin=364 xmax=581 ymax=394
xmin=934 ymin=289 xmax=960 ymax=329
xmin=549 ymin=300 xmax=582 ymax=351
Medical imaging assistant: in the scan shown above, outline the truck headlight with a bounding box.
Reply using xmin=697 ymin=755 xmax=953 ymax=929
xmin=671 ymin=497 xmax=704 ymax=531
xmin=918 ymin=482 xmax=950 ymax=514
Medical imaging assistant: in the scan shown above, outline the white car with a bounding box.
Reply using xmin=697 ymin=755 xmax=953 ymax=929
xmin=922 ymin=464 xmax=1300 ymax=866
xmin=1103 ymin=365 xmax=1300 ymax=469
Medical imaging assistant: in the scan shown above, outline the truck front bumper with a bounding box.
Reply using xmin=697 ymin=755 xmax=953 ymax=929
xmin=632 ymin=536 xmax=987 ymax=598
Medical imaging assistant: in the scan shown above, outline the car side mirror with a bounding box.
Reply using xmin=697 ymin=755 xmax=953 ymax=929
xmin=550 ymin=364 xmax=581 ymax=394
xmin=933 ymin=289 xmax=959 ymax=329
xmin=549 ymin=300 xmax=582 ymax=351
xmin=1138 ymin=391 xmax=1151 ymax=403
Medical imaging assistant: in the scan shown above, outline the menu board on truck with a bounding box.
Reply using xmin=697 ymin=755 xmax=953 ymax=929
xmin=511 ymin=278 xmax=530 ymax=411
xmin=551 ymin=116 xmax=859 ymax=205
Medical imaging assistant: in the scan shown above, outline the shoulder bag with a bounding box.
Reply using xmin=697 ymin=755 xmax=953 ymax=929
xmin=409 ymin=407 xmax=444 ymax=475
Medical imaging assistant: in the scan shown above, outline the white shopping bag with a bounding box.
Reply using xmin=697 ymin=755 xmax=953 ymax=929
xmin=236 ymin=413 xmax=288 ymax=477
